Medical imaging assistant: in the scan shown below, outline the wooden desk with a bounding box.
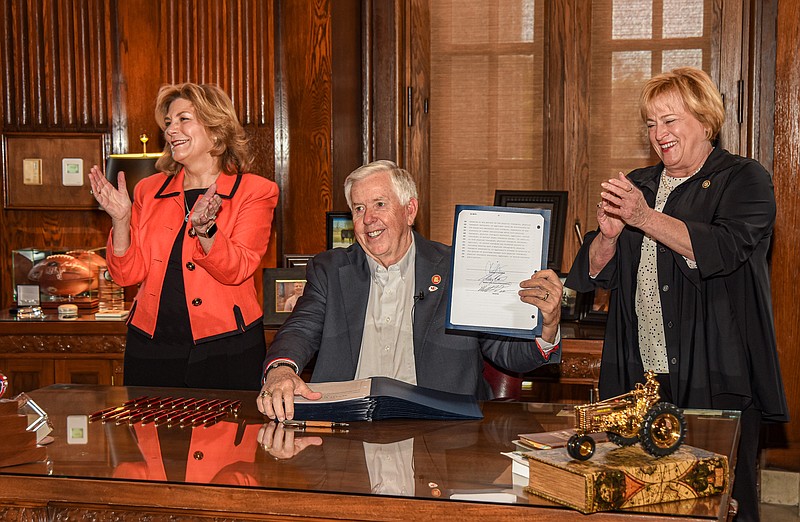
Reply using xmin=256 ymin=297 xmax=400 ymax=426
xmin=0 ymin=385 xmax=739 ymax=521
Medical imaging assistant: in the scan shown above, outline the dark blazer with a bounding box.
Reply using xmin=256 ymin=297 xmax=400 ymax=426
xmin=566 ymin=147 xmax=788 ymax=421
xmin=267 ymin=232 xmax=560 ymax=399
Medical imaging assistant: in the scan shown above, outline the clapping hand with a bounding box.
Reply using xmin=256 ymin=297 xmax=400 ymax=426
xmin=88 ymin=165 xmax=132 ymax=222
xmin=189 ymin=183 xmax=222 ymax=230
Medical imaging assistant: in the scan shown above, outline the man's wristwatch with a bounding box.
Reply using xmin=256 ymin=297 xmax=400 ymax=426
xmin=194 ymin=221 xmax=217 ymax=238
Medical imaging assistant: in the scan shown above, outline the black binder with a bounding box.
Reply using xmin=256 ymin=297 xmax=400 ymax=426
xmin=292 ymin=377 xmax=483 ymax=422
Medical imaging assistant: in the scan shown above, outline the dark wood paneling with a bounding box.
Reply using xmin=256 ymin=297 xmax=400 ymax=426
xmin=765 ymin=0 xmax=800 ymax=472
xmin=403 ymin=0 xmax=429 ymax=238
xmin=1 ymin=0 xmax=111 ymax=131
xmin=275 ymin=0 xmax=333 ymax=257
xmin=544 ymin=0 xmax=591 ymax=273
xmin=111 ymin=0 xmax=165 ymax=154
xmin=751 ymin=0 xmax=777 ymax=168
xmin=365 ymin=1 xmax=400 ymax=164
xmin=331 ymin=0 xmax=364 ymax=212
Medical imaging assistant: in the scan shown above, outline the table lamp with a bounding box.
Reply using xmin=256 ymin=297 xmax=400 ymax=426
xmin=105 ymin=134 xmax=162 ymax=200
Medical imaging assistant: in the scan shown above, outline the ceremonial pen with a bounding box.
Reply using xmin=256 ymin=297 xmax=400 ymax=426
xmin=282 ymin=420 xmax=349 ymax=429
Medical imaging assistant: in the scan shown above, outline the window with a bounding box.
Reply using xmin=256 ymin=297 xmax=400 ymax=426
xmin=428 ymin=1 xmax=545 ymax=244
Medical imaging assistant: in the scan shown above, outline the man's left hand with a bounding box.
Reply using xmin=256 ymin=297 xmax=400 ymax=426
xmin=518 ymin=269 xmax=562 ymax=344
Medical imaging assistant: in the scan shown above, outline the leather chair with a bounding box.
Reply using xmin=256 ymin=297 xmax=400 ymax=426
xmin=482 ymin=361 xmax=524 ymax=401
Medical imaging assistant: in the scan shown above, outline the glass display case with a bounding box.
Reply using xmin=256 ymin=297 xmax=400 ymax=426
xmin=12 ymin=248 xmax=106 ymax=311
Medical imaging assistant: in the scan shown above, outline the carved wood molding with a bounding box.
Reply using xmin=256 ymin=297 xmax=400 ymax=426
xmin=0 ymin=335 xmax=125 ymax=354
xmin=51 ymin=506 xmax=257 ymax=522
xmin=560 ymin=353 xmax=602 ymax=381
xmin=0 ymin=506 xmax=48 ymax=522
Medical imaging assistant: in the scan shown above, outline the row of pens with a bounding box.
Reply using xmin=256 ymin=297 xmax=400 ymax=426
xmin=88 ymin=396 xmax=241 ymax=428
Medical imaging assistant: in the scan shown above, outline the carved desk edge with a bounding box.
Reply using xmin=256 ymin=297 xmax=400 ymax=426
xmin=0 ymin=475 xmax=703 ymax=522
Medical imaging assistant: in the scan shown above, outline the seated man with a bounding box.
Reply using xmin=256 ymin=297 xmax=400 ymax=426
xmin=258 ymin=160 xmax=563 ymax=421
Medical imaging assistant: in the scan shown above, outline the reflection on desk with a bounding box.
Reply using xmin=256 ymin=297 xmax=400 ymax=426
xmin=0 ymin=384 xmax=739 ymax=521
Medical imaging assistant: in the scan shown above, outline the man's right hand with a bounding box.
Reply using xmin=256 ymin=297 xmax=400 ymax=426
xmin=256 ymin=366 xmax=323 ymax=421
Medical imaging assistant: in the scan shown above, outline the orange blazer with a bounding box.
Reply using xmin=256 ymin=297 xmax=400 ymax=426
xmin=106 ymin=169 xmax=278 ymax=343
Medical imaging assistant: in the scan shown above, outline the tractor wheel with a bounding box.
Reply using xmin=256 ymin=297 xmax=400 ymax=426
xmin=567 ymin=434 xmax=596 ymax=461
xmin=607 ymin=431 xmax=639 ymax=447
xmin=639 ymin=402 xmax=687 ymax=457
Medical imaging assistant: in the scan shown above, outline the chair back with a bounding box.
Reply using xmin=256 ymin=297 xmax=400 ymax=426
xmin=482 ymin=361 xmax=523 ymax=401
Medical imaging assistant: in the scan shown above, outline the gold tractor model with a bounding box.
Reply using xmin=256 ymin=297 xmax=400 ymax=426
xmin=567 ymin=371 xmax=687 ymax=461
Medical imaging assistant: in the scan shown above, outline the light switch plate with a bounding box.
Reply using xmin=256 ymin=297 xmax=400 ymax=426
xmin=62 ymin=158 xmax=84 ymax=186
xmin=23 ymin=158 xmax=43 ymax=185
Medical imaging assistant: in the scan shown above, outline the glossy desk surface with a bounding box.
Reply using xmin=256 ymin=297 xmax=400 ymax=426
xmin=0 ymin=385 xmax=740 ymax=521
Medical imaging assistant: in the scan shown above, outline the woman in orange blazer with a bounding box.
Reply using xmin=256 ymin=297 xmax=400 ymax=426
xmin=89 ymin=83 xmax=278 ymax=390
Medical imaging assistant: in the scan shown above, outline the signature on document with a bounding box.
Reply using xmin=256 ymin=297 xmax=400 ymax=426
xmin=477 ymin=261 xmax=511 ymax=294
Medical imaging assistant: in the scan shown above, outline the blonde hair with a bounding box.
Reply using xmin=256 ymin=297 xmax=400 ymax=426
xmin=154 ymin=83 xmax=252 ymax=176
xmin=640 ymin=67 xmax=725 ymax=141
xmin=344 ymin=160 xmax=418 ymax=210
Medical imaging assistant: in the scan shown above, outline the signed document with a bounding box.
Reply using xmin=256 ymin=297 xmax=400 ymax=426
xmin=446 ymin=205 xmax=549 ymax=339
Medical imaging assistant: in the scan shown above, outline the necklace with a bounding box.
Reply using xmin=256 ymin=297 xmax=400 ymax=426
xmin=184 ymin=197 xmax=190 ymax=223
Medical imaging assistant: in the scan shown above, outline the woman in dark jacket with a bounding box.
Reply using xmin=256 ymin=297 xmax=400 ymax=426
xmin=567 ymin=67 xmax=788 ymax=522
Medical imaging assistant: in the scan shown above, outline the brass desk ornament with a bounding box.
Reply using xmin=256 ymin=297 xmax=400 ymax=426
xmin=567 ymin=370 xmax=687 ymax=461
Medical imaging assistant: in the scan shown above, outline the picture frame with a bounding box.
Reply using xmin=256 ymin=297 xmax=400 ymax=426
xmin=326 ymin=211 xmax=355 ymax=250
xmin=15 ymin=284 xmax=41 ymax=306
xmin=493 ymin=190 xmax=568 ymax=273
xmin=581 ymin=287 xmax=611 ymax=324
xmin=2 ymin=132 xmax=108 ymax=209
xmin=282 ymin=254 xmax=314 ymax=268
xmin=263 ymin=268 xmax=307 ymax=327
xmin=559 ymin=278 xmax=581 ymax=321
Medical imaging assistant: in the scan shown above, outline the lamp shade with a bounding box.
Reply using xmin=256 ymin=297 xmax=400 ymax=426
xmin=105 ymin=153 xmax=162 ymax=200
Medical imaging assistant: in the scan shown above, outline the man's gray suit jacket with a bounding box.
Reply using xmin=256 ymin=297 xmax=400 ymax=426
xmin=266 ymin=232 xmax=560 ymax=399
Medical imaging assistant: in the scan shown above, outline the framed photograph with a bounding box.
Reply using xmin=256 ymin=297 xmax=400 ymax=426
xmin=581 ymin=287 xmax=611 ymax=324
xmin=326 ymin=211 xmax=355 ymax=250
xmin=493 ymin=190 xmax=568 ymax=273
xmin=560 ymin=278 xmax=580 ymax=321
xmin=282 ymin=254 xmax=314 ymax=268
xmin=3 ymin=132 xmax=107 ymax=209
xmin=263 ymin=268 xmax=307 ymax=327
